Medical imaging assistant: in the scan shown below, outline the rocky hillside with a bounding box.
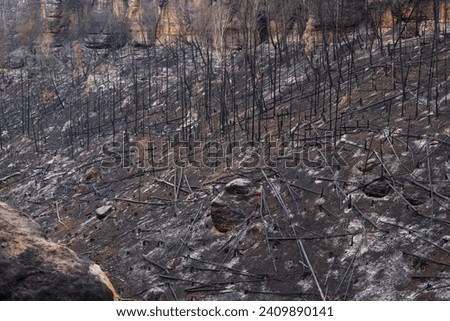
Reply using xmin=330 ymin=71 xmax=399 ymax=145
xmin=0 ymin=0 xmax=449 ymax=300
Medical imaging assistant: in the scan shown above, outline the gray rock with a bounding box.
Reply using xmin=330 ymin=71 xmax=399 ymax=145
xmin=95 ymin=205 xmax=114 ymax=220
xmin=210 ymin=179 xmax=260 ymax=233
xmin=224 ymin=178 xmax=252 ymax=195
xmin=363 ymin=179 xmax=391 ymax=198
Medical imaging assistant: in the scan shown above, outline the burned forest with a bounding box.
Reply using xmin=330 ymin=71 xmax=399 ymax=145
xmin=0 ymin=0 xmax=449 ymax=301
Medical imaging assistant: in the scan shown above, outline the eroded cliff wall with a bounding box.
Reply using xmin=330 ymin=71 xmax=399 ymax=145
xmin=23 ymin=0 xmax=449 ymax=48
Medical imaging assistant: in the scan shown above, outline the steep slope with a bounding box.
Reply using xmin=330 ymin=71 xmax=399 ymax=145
xmin=0 ymin=1 xmax=449 ymax=300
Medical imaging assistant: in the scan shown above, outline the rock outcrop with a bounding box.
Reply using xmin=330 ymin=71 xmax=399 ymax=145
xmin=26 ymin=0 xmax=450 ymax=49
xmin=127 ymin=0 xmax=157 ymax=46
xmin=40 ymin=0 xmax=71 ymax=45
xmin=373 ymin=0 xmax=450 ymax=36
xmin=0 ymin=202 xmax=118 ymax=300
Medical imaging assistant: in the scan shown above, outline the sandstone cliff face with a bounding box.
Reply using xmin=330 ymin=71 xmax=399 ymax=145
xmin=156 ymin=1 xmax=181 ymax=44
xmin=34 ymin=0 xmax=300 ymax=48
xmin=40 ymin=0 xmax=70 ymax=45
xmin=306 ymin=0 xmax=365 ymax=30
xmin=31 ymin=0 xmax=450 ymax=49
xmin=127 ymin=0 xmax=156 ymax=46
xmin=0 ymin=202 xmax=118 ymax=300
xmin=375 ymin=0 xmax=450 ymax=35
xmin=38 ymin=0 xmax=156 ymax=46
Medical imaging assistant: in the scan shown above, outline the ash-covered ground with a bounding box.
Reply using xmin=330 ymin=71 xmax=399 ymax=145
xmin=1 ymin=25 xmax=449 ymax=300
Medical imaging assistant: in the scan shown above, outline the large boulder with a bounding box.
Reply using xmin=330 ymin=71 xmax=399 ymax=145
xmin=210 ymin=179 xmax=261 ymax=233
xmin=0 ymin=202 xmax=118 ymax=300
